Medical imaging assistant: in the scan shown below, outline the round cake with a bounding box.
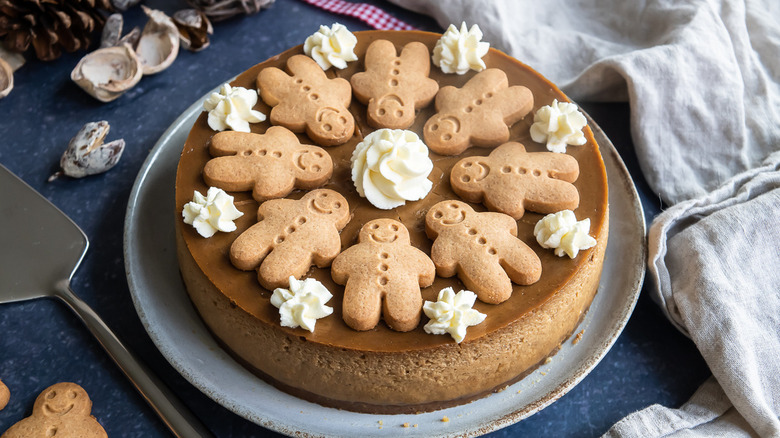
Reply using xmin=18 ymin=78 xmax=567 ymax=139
xmin=175 ymin=29 xmax=608 ymax=414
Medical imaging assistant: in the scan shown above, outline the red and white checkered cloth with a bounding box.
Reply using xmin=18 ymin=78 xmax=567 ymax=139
xmin=300 ymin=0 xmax=416 ymax=31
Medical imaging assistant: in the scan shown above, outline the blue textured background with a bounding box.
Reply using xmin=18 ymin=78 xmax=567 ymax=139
xmin=0 ymin=0 xmax=710 ymax=436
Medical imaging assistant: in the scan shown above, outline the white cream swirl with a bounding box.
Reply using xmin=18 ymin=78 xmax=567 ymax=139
xmin=423 ymin=288 xmax=486 ymax=343
xmin=271 ymin=276 xmax=334 ymax=332
xmin=432 ymin=22 xmax=490 ymax=75
xmin=182 ymin=187 xmax=243 ymax=238
xmin=530 ymin=99 xmax=588 ymax=153
xmin=303 ymin=23 xmax=358 ymax=70
xmin=203 ymin=83 xmax=266 ymax=132
xmin=534 ymin=210 xmax=597 ymax=258
xmin=351 ymin=128 xmax=433 ymax=210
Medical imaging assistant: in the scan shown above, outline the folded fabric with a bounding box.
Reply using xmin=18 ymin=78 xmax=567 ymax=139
xmin=640 ymin=151 xmax=780 ymax=438
xmin=386 ymin=0 xmax=780 ymax=436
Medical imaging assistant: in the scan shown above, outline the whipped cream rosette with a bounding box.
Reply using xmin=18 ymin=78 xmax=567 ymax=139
xmin=351 ymin=128 xmax=434 ymax=210
xmin=303 ymin=23 xmax=358 ymax=70
xmin=534 ymin=209 xmax=597 ymax=258
xmin=203 ymin=83 xmax=266 ymax=132
xmin=423 ymin=288 xmax=486 ymax=343
xmin=182 ymin=186 xmax=243 ymax=238
xmin=530 ymin=99 xmax=588 ymax=153
xmin=432 ymin=22 xmax=490 ymax=75
xmin=271 ymin=276 xmax=334 ymax=332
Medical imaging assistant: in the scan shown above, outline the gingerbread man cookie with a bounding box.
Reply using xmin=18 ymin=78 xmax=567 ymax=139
xmin=425 ymin=200 xmax=541 ymax=304
xmin=1 ymin=382 xmax=106 ymax=438
xmin=450 ymin=142 xmax=580 ymax=219
xmin=204 ymin=126 xmax=333 ymax=202
xmin=0 ymin=378 xmax=8 ymax=411
xmin=257 ymin=54 xmax=355 ymax=146
xmin=423 ymin=68 xmax=533 ymax=155
xmin=332 ymin=219 xmax=435 ymax=332
xmin=230 ymin=189 xmax=350 ymax=289
xmin=350 ymin=39 xmax=439 ymax=129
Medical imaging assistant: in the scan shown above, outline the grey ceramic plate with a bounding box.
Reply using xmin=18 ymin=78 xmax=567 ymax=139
xmin=124 ymin=97 xmax=646 ymax=437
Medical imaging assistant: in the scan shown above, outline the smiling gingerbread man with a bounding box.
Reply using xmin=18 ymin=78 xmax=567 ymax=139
xmin=332 ymin=219 xmax=435 ymax=332
xmin=1 ymin=382 xmax=106 ymax=438
xmin=230 ymin=189 xmax=350 ymax=289
xmin=425 ymin=200 xmax=541 ymax=304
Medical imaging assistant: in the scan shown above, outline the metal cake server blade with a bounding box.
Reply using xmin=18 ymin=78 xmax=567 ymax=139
xmin=0 ymin=164 xmax=212 ymax=438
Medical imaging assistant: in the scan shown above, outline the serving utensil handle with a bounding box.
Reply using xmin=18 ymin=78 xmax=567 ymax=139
xmin=55 ymin=280 xmax=213 ymax=438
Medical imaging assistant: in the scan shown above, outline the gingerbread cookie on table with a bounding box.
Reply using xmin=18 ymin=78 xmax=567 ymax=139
xmin=204 ymin=126 xmax=333 ymax=202
xmin=423 ymin=68 xmax=533 ymax=155
xmin=1 ymin=382 xmax=106 ymax=438
xmin=450 ymin=141 xmax=580 ymax=219
xmin=257 ymin=54 xmax=354 ymax=146
xmin=230 ymin=189 xmax=350 ymax=290
xmin=425 ymin=200 xmax=541 ymax=304
xmin=332 ymin=219 xmax=435 ymax=332
xmin=0 ymin=378 xmax=8 ymax=411
xmin=351 ymin=39 xmax=438 ymax=129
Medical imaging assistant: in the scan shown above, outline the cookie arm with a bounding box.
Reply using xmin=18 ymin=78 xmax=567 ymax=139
xmin=257 ymin=66 xmax=290 ymax=106
xmin=430 ymin=234 xmax=459 ymax=278
xmin=409 ymin=246 xmax=436 ymax=287
xmin=311 ymin=226 xmax=345 ymax=268
xmin=229 ymin=221 xmax=274 ymax=271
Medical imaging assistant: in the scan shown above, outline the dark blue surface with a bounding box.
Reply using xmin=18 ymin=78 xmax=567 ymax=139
xmin=0 ymin=0 xmax=710 ymax=436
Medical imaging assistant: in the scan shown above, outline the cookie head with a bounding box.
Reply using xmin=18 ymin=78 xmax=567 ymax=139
xmin=306 ymin=189 xmax=349 ymax=216
xmin=426 ymin=200 xmax=470 ymax=236
xmin=293 ymin=147 xmax=332 ymax=181
xmin=359 ymin=219 xmax=411 ymax=245
xmin=308 ymin=106 xmax=354 ymax=146
xmin=423 ymin=113 xmax=468 ymax=155
xmin=450 ymin=157 xmax=490 ymax=193
xmin=34 ymin=383 xmax=90 ymax=418
xmin=369 ymin=94 xmax=413 ymax=129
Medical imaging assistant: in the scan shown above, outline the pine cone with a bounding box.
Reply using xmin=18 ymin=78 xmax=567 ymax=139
xmin=0 ymin=0 xmax=113 ymax=61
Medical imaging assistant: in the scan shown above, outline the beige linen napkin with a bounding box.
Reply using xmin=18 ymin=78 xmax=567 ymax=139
xmin=387 ymin=0 xmax=780 ymax=436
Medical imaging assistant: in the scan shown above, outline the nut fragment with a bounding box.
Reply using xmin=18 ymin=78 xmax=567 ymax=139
xmin=49 ymin=121 xmax=125 ymax=181
xmin=0 ymin=57 xmax=12 ymax=99
xmin=173 ymin=9 xmax=213 ymax=52
xmin=136 ymin=6 xmax=180 ymax=75
xmin=100 ymin=13 xmax=124 ymax=48
xmin=71 ymin=44 xmax=143 ymax=102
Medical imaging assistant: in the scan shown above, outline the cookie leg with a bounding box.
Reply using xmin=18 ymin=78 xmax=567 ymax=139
xmin=458 ymin=260 xmax=513 ymax=304
xmin=342 ymin=280 xmax=382 ymax=331
xmin=383 ymin=279 xmax=423 ymax=332
xmin=257 ymin=245 xmax=312 ymax=290
xmin=502 ymin=242 xmax=542 ymax=286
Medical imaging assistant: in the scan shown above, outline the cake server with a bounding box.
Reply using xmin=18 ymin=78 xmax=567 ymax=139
xmin=0 ymin=164 xmax=212 ymax=438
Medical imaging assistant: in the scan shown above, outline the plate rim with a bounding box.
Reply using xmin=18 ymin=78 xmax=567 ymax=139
xmin=124 ymin=92 xmax=646 ymax=437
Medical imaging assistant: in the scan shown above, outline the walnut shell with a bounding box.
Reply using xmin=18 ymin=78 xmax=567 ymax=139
xmin=71 ymin=44 xmax=144 ymax=102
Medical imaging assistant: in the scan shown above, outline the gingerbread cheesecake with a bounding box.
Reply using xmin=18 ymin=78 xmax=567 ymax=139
xmin=175 ymin=27 xmax=608 ymax=414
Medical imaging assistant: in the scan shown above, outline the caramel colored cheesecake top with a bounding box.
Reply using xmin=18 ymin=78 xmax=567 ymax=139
xmin=175 ymin=30 xmax=608 ymax=352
